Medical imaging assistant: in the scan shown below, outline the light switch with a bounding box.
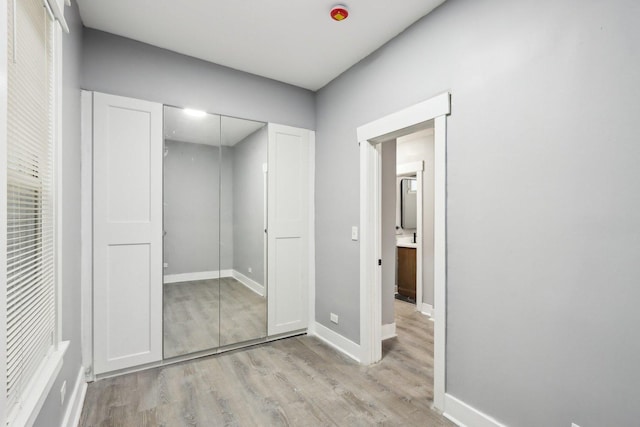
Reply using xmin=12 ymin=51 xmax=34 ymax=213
xmin=351 ymin=226 xmax=358 ymax=241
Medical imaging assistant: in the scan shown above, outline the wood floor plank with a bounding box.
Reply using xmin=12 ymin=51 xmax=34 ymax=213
xmin=81 ymin=300 xmax=455 ymax=426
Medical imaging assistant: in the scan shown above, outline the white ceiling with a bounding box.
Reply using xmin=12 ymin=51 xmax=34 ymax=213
xmin=220 ymin=116 xmax=266 ymax=147
xmin=164 ymin=106 xmax=265 ymax=147
xmin=75 ymin=0 xmax=446 ymax=91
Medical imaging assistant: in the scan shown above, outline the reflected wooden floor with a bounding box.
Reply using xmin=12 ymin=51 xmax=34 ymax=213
xmin=164 ymin=278 xmax=267 ymax=358
xmin=81 ymin=300 xmax=452 ymax=426
xmin=219 ymin=277 xmax=267 ymax=347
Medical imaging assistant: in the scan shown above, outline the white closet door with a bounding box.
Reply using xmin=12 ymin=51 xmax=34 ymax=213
xmin=93 ymin=92 xmax=163 ymax=374
xmin=267 ymin=124 xmax=312 ymax=336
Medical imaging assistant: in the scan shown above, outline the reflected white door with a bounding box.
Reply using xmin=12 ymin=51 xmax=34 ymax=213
xmin=267 ymin=124 xmax=312 ymax=335
xmin=93 ymin=92 xmax=163 ymax=374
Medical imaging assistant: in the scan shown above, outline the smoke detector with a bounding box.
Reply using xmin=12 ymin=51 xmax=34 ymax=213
xmin=330 ymin=5 xmax=349 ymax=22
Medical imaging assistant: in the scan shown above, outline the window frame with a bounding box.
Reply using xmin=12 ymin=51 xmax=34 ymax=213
xmin=1 ymin=0 xmax=67 ymax=425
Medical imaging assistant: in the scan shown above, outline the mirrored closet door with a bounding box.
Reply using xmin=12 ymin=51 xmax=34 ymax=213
xmin=219 ymin=116 xmax=268 ymax=346
xmin=162 ymin=106 xmax=267 ymax=358
xmin=88 ymin=91 xmax=312 ymax=377
xmin=163 ymin=106 xmax=222 ymax=358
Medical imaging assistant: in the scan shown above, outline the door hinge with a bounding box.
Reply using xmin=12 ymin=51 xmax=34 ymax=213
xmin=378 ymin=259 xmax=382 ymax=266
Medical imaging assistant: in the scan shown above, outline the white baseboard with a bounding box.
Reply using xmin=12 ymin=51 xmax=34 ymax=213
xmin=164 ymin=270 xmax=265 ymax=297
xmin=312 ymin=322 xmax=361 ymax=363
xmin=421 ymin=303 xmax=434 ymax=317
xmin=231 ymin=270 xmax=265 ymax=297
xmin=61 ymin=366 xmax=88 ymax=427
xmin=381 ymin=322 xmax=397 ymax=340
xmin=307 ymin=320 xmax=317 ymax=336
xmin=163 ymin=270 xmax=232 ymax=284
xmin=444 ymin=394 xmax=506 ymax=427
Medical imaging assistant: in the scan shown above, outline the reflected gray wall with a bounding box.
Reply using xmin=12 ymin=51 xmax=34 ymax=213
xmin=232 ymin=127 xmax=268 ymax=285
xmin=163 ymin=140 xmax=233 ymax=275
xmin=316 ymin=0 xmax=640 ymax=425
xmin=220 ymin=146 xmax=234 ymax=269
xmin=81 ymin=29 xmax=315 ymax=130
xmin=34 ymin=2 xmax=83 ymax=426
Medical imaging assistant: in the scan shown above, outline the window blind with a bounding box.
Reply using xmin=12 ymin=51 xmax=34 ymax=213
xmin=6 ymin=0 xmax=56 ymax=414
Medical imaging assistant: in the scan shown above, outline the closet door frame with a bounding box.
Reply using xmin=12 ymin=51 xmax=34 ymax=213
xmin=80 ymin=91 xmax=93 ymax=380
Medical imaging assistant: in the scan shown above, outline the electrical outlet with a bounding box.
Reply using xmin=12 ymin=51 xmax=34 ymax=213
xmin=60 ymin=381 xmax=66 ymax=406
xmin=248 ymin=267 xmax=252 ymax=273
xmin=330 ymin=313 xmax=339 ymax=324
xmin=163 ymin=262 xmax=168 ymax=268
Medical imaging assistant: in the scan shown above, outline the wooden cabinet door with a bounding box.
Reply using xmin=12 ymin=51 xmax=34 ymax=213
xmin=397 ymin=247 xmax=417 ymax=300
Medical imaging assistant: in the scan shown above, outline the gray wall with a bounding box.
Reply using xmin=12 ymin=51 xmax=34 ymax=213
xmin=163 ymin=140 xmax=233 ymax=275
xmin=219 ymin=146 xmax=234 ymax=270
xmin=34 ymin=2 xmax=83 ymax=426
xmin=315 ymin=0 xmax=640 ymax=425
xmin=81 ymin=29 xmax=315 ymax=130
xmin=380 ymin=141 xmax=396 ymax=325
xmin=232 ymin=127 xmax=268 ymax=285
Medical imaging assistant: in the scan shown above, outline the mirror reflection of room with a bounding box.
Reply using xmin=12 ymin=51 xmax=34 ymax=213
xmin=219 ymin=115 xmax=268 ymax=347
xmin=162 ymin=106 xmax=267 ymax=359
xmin=163 ymin=106 xmax=222 ymax=358
xmin=400 ymin=178 xmax=418 ymax=231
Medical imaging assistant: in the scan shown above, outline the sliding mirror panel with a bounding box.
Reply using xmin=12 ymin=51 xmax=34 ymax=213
xmin=219 ymin=116 xmax=268 ymax=346
xmin=163 ymin=106 xmax=221 ymax=358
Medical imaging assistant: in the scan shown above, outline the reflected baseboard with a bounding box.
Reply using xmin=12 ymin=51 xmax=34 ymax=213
xmin=163 ymin=270 xmax=265 ymax=297
xmin=163 ymin=270 xmax=232 ymax=284
xmin=231 ymin=270 xmax=265 ymax=297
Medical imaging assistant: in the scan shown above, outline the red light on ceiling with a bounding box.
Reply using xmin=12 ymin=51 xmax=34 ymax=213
xmin=330 ymin=5 xmax=349 ymax=22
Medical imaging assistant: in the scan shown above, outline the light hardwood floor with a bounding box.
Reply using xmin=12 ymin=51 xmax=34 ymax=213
xmin=80 ymin=300 xmax=453 ymax=426
xmin=164 ymin=278 xmax=267 ymax=358
xmin=219 ymin=277 xmax=267 ymax=347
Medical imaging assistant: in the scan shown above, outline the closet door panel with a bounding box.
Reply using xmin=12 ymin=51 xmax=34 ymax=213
xmin=93 ymin=92 xmax=163 ymax=374
xmin=267 ymin=124 xmax=311 ymax=336
xmin=271 ymin=238 xmax=305 ymax=328
xmin=104 ymin=244 xmax=151 ymax=360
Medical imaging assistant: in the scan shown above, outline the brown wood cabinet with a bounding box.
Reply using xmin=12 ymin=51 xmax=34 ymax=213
xmin=397 ymin=247 xmax=417 ymax=300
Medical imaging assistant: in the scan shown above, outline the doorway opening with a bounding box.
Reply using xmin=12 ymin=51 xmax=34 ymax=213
xmin=395 ymin=171 xmax=422 ymax=306
xmin=357 ymin=92 xmax=450 ymax=411
xmin=393 ymin=129 xmax=434 ymax=314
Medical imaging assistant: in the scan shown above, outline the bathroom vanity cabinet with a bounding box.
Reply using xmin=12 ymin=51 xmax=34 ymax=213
xmin=397 ymin=246 xmax=417 ymax=300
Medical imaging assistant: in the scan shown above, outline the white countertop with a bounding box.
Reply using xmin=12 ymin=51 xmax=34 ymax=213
xmin=396 ymin=242 xmax=417 ymax=249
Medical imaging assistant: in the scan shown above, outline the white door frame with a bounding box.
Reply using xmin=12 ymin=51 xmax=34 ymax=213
xmin=357 ymin=92 xmax=450 ymax=411
xmin=80 ymin=90 xmax=93 ymax=379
